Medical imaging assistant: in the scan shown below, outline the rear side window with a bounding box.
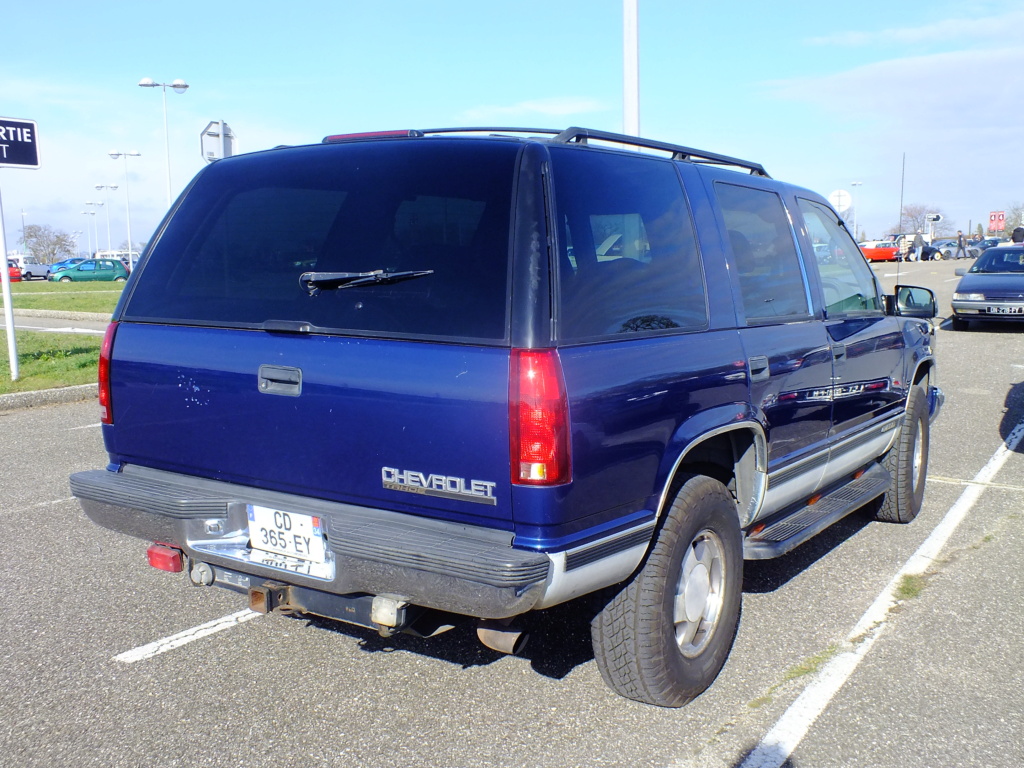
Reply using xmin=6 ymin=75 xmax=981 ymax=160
xmin=715 ymin=183 xmax=810 ymax=323
xmin=550 ymin=148 xmax=708 ymax=340
xmin=123 ymin=140 xmax=517 ymax=340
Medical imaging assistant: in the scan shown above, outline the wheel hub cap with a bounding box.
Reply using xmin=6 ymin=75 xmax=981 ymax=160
xmin=683 ymin=563 xmax=711 ymax=623
xmin=673 ymin=531 xmax=725 ymax=657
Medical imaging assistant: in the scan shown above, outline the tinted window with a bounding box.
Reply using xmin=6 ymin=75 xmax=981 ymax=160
xmin=550 ymin=148 xmax=708 ymax=340
xmin=715 ymin=183 xmax=810 ymax=323
xmin=798 ymin=198 xmax=881 ymax=315
xmin=124 ymin=141 xmax=517 ymax=340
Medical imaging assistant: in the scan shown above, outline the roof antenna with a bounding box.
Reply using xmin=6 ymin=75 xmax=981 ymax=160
xmin=896 ymin=152 xmax=905 ymax=284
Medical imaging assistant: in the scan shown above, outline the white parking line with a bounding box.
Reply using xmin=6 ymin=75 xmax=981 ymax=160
xmin=113 ymin=609 xmax=261 ymax=663
xmin=66 ymin=423 xmax=101 ymax=430
xmin=738 ymin=416 xmax=1024 ymax=768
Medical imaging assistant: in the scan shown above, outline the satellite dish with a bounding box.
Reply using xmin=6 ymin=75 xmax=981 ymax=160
xmin=828 ymin=189 xmax=852 ymax=214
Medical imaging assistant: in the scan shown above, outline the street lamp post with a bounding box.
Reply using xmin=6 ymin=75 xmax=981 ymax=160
xmin=850 ymin=181 xmax=863 ymax=241
xmin=109 ymin=151 xmax=141 ymax=258
xmin=80 ymin=211 xmax=97 ymax=256
xmin=138 ymin=77 xmax=189 ymax=208
xmin=85 ymin=201 xmax=103 ymax=253
xmin=95 ymin=184 xmax=118 ymax=252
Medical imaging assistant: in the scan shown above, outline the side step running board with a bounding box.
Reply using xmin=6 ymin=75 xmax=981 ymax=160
xmin=743 ymin=463 xmax=891 ymax=560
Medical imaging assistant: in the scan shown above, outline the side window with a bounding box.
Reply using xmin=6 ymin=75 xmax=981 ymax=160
xmin=714 ymin=183 xmax=810 ymax=323
xmin=80 ymin=262 xmax=96 ymax=272
xmin=550 ymin=148 xmax=708 ymax=340
xmin=798 ymin=198 xmax=881 ymax=315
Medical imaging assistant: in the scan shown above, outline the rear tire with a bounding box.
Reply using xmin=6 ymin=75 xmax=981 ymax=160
xmin=873 ymin=384 xmax=929 ymax=523
xmin=591 ymin=474 xmax=742 ymax=707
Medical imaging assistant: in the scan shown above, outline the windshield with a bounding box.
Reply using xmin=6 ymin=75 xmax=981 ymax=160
xmin=970 ymin=248 xmax=1024 ymax=274
xmin=123 ymin=140 xmax=517 ymax=341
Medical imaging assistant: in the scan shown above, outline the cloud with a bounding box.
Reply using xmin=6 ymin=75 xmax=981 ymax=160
xmin=765 ymin=46 xmax=1024 ymax=118
xmin=806 ymin=9 xmax=1024 ymax=46
xmin=759 ymin=44 xmax=1024 ymax=235
xmin=459 ymin=97 xmax=606 ymax=122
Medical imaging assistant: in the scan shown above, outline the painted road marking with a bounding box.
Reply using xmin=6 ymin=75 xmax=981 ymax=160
xmin=114 ymin=610 xmax=261 ymax=664
xmin=738 ymin=417 xmax=1024 ymax=768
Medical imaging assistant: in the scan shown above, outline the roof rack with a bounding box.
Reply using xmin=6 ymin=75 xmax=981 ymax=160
xmin=549 ymin=127 xmax=769 ymax=177
xmin=323 ymin=126 xmax=769 ymax=177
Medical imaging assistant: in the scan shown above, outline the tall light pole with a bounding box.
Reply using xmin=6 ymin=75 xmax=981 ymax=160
xmin=850 ymin=181 xmax=863 ymax=241
xmin=623 ymin=0 xmax=639 ymax=137
xmin=138 ymin=77 xmax=189 ymax=208
xmin=109 ymin=151 xmax=141 ymax=257
xmin=85 ymin=201 xmax=103 ymax=253
xmin=80 ymin=211 xmax=96 ymax=256
xmin=95 ymin=184 xmax=118 ymax=251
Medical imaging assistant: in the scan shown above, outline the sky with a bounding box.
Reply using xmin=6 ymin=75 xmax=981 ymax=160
xmin=2 ymin=0 xmax=1023 ymax=255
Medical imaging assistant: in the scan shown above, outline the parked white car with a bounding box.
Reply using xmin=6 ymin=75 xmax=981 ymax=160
xmin=19 ymin=261 xmax=51 ymax=280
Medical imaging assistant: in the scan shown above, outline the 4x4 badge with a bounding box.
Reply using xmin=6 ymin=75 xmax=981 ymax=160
xmin=382 ymin=467 xmax=497 ymax=505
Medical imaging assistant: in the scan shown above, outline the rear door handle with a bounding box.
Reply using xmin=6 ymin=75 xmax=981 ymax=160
xmin=748 ymin=355 xmax=770 ymax=383
xmin=258 ymin=365 xmax=302 ymax=397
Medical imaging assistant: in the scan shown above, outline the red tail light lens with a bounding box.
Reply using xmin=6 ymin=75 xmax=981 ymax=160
xmin=147 ymin=543 xmax=184 ymax=573
xmin=510 ymin=349 xmax=570 ymax=486
xmin=98 ymin=321 xmax=118 ymax=424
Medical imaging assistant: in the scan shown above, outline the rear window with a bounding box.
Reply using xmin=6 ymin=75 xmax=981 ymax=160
xmin=123 ymin=140 xmax=517 ymax=340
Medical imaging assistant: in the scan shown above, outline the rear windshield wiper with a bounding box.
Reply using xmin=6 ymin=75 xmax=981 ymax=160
xmin=299 ymin=269 xmax=433 ymax=296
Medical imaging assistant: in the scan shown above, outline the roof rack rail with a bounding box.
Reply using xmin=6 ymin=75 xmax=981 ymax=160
xmin=550 ymin=127 xmax=769 ymax=177
xmin=323 ymin=126 xmax=769 ymax=177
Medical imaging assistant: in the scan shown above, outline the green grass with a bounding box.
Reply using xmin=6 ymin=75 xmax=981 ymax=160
xmin=0 ymin=330 xmax=102 ymax=394
xmin=2 ymin=280 xmax=123 ymax=315
xmin=781 ymin=644 xmax=840 ymax=683
xmin=894 ymin=574 xmax=927 ymax=602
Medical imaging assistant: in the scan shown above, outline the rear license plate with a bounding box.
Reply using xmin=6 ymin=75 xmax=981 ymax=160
xmin=247 ymin=504 xmax=327 ymax=563
xmin=986 ymin=306 xmax=1024 ymax=314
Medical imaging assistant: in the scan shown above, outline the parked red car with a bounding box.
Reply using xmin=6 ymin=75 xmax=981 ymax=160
xmin=859 ymin=241 xmax=900 ymax=262
xmin=6 ymin=260 xmax=22 ymax=282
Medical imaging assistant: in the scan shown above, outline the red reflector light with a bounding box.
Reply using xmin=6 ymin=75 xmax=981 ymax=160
xmin=147 ymin=543 xmax=184 ymax=573
xmin=98 ymin=321 xmax=118 ymax=425
xmin=510 ymin=349 xmax=570 ymax=486
xmin=322 ymin=129 xmax=424 ymax=143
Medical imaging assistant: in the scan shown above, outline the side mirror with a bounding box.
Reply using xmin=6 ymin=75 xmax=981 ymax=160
xmin=955 ymin=268 xmax=967 ymax=277
xmin=892 ymin=285 xmax=937 ymax=318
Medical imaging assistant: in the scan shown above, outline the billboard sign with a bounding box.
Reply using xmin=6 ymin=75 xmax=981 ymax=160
xmin=0 ymin=117 xmax=39 ymax=169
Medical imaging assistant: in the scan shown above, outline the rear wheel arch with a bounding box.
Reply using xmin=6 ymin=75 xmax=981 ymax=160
xmin=656 ymin=423 xmax=767 ymax=530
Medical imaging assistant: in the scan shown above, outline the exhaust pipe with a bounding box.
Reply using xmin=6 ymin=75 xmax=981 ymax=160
xmin=476 ymin=619 xmax=529 ymax=655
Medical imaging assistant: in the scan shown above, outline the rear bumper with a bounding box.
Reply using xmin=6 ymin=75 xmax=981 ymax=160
xmin=71 ymin=464 xmax=551 ymax=619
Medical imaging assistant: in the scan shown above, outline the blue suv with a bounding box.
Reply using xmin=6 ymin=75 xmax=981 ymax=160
xmin=71 ymin=127 xmax=942 ymax=707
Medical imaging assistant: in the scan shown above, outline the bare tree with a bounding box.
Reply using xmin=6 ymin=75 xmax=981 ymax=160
xmin=889 ymin=204 xmax=954 ymax=238
xmin=22 ymin=225 xmax=77 ymax=264
xmin=1001 ymin=202 xmax=1024 ymax=235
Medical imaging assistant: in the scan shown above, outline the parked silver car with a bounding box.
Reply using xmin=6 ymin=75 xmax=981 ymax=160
xmin=932 ymin=239 xmax=980 ymax=260
xmin=19 ymin=261 xmax=51 ymax=280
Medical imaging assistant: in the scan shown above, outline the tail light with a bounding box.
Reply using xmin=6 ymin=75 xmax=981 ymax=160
xmin=510 ymin=349 xmax=570 ymax=486
xmin=98 ymin=321 xmax=118 ymax=424
xmin=147 ymin=543 xmax=184 ymax=573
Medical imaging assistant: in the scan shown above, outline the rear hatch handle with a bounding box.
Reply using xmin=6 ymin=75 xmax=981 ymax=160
xmin=258 ymin=365 xmax=302 ymax=397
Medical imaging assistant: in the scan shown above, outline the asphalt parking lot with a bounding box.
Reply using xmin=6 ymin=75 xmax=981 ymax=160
xmin=1 ymin=258 xmax=1021 ymax=767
